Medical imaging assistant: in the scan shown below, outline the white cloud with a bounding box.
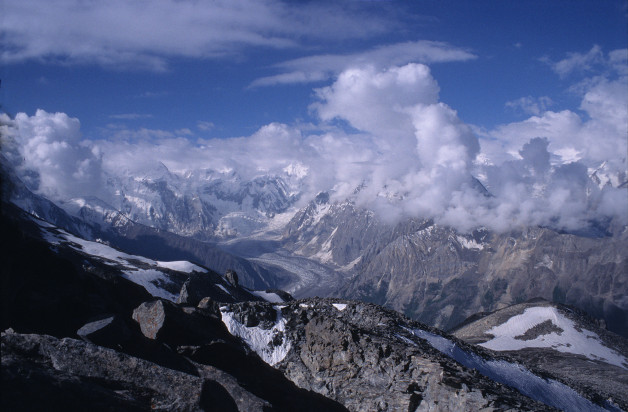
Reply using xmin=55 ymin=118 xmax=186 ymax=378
xmin=109 ymin=113 xmax=153 ymax=120
xmin=5 ymin=110 xmax=104 ymax=200
xmin=505 ymin=96 xmax=554 ymax=116
xmin=544 ymin=45 xmax=624 ymax=78
xmin=4 ymin=56 xmax=627 ymax=233
xmin=1 ymin=0 xmax=393 ymax=70
xmin=196 ymin=121 xmax=215 ymax=132
xmin=251 ymin=41 xmax=476 ymax=87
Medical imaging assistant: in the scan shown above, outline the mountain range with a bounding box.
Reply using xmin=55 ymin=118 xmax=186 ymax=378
xmin=2 ymin=198 xmax=627 ymax=410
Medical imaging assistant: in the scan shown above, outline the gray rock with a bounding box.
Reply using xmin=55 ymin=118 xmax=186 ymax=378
xmin=224 ymin=299 xmax=557 ymax=412
xmin=225 ymin=269 xmax=239 ymax=287
xmin=2 ymin=331 xmax=208 ymax=411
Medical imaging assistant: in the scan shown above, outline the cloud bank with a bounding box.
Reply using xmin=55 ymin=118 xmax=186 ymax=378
xmin=1 ymin=0 xmax=393 ymax=70
xmin=3 ymin=52 xmax=627 ymax=234
xmin=250 ymin=41 xmax=476 ymax=87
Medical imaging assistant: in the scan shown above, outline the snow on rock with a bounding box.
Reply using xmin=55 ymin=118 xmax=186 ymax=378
xmin=250 ymin=290 xmax=285 ymax=303
xmin=156 ymin=260 xmax=206 ymax=273
xmin=216 ymin=284 xmax=232 ymax=296
xmin=120 ymin=270 xmax=178 ymax=301
xmin=332 ymin=303 xmax=347 ymax=311
xmin=455 ymin=235 xmax=485 ymax=250
xmin=221 ymin=307 xmax=291 ymax=366
xmin=409 ymin=328 xmax=608 ymax=412
xmin=33 ymin=218 xmax=203 ymax=302
xmin=479 ymin=307 xmax=628 ymax=370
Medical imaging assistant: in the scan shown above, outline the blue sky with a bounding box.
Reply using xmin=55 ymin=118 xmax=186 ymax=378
xmin=2 ymin=0 xmax=627 ymax=232
xmin=3 ymin=0 xmax=626 ymax=138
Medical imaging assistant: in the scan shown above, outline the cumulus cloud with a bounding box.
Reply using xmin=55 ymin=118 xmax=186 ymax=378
xmin=4 ymin=56 xmax=627 ymax=233
xmin=250 ymin=41 xmax=476 ymax=87
xmin=2 ymin=110 xmax=104 ymax=200
xmin=1 ymin=0 xmax=393 ymax=70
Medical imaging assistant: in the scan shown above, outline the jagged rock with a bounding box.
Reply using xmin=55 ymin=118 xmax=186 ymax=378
xmin=230 ymin=301 xmax=278 ymax=329
xmin=225 ymin=269 xmax=239 ymax=287
xmin=221 ymin=299 xmax=626 ymax=411
xmin=177 ymin=271 xmax=230 ymax=305
xmin=197 ymin=296 xmax=221 ymax=314
xmin=179 ymin=342 xmax=347 ymax=412
xmin=176 ymin=270 xmax=265 ymax=306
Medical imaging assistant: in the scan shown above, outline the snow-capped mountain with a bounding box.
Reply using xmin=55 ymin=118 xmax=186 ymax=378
xmin=279 ymin=194 xmax=628 ymax=338
xmin=70 ymin=163 xmax=303 ymax=241
xmin=4 ymin=200 xmax=627 ymax=411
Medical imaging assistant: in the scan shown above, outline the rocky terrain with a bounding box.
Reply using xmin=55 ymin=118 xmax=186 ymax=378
xmin=3 ymin=197 xmax=628 ymax=411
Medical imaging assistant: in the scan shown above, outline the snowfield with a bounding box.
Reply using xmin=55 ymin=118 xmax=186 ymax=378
xmin=479 ymin=306 xmax=628 ymax=370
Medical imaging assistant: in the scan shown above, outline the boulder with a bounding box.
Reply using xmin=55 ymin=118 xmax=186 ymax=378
xmin=131 ymin=299 xmax=239 ymax=347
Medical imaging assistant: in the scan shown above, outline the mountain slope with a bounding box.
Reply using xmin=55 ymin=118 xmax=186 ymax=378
xmin=2 ymin=198 xmax=627 ymax=411
xmin=451 ymin=299 xmax=628 ymax=409
xmin=280 ymin=196 xmax=627 ymax=336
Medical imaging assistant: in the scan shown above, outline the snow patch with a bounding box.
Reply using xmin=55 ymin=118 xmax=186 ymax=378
xmin=156 ymin=260 xmax=206 ymax=273
xmin=121 ymin=270 xmax=178 ymax=302
xmin=456 ymin=235 xmax=485 ymax=250
xmin=221 ymin=307 xmax=291 ymax=366
xmin=332 ymin=303 xmax=347 ymax=311
xmin=409 ymin=328 xmax=608 ymax=412
xmin=480 ymin=307 xmax=628 ymax=369
xmin=33 ymin=219 xmax=201 ymax=302
xmin=216 ymin=284 xmax=232 ymax=296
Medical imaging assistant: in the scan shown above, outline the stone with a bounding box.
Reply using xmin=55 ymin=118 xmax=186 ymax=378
xmin=225 ymin=269 xmax=239 ymax=288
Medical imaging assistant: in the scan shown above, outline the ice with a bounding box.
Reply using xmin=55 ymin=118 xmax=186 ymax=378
xmin=480 ymin=307 xmax=628 ymax=369
xmin=221 ymin=307 xmax=291 ymax=366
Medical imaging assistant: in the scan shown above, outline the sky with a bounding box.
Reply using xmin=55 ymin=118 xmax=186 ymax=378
xmin=1 ymin=0 xmax=627 ymax=232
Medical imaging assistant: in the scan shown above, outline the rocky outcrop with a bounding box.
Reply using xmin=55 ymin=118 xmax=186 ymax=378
xmin=176 ymin=270 xmax=263 ymax=306
xmin=224 ymin=299 xmax=618 ymax=411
